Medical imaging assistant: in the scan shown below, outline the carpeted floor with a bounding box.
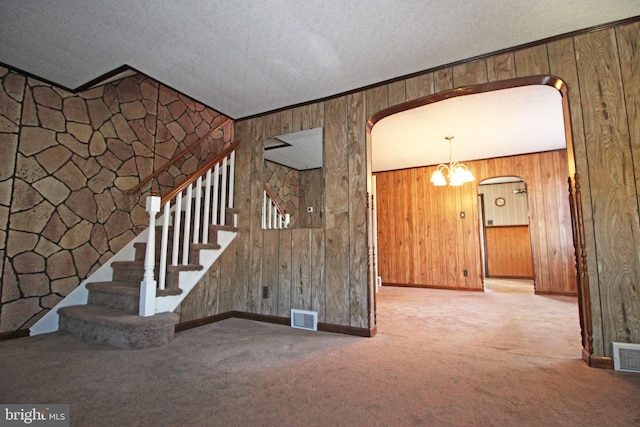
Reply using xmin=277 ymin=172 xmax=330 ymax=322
xmin=1 ymin=285 xmax=639 ymax=426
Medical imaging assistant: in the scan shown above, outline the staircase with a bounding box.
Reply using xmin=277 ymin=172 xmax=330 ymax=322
xmin=57 ymin=214 xmax=236 ymax=349
xmin=32 ymin=142 xmax=240 ymax=349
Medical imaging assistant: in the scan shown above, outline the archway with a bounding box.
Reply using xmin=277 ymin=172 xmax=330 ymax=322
xmin=366 ymin=75 xmax=585 ymax=356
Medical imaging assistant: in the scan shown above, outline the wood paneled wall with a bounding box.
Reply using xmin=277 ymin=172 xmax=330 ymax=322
xmin=374 ymin=150 xmax=574 ymax=293
xmin=225 ymin=100 xmax=370 ymax=331
xmin=485 ymin=226 xmax=534 ymax=278
xmin=181 ymin=20 xmax=639 ymax=361
xmin=298 ymin=168 xmax=323 ymax=228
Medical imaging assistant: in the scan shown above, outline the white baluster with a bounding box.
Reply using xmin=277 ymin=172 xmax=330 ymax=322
xmin=202 ymin=169 xmax=212 ymax=244
xmin=172 ymin=192 xmax=182 ymax=266
xmin=228 ymin=151 xmax=235 ymax=209
xmin=212 ymin=163 xmax=220 ymax=225
xmin=182 ymin=184 xmax=192 ymax=265
xmin=262 ymin=190 xmax=267 ymax=229
xmin=158 ymin=201 xmax=170 ymax=290
xmin=193 ymin=176 xmax=202 ymax=245
xmin=140 ymin=194 xmax=160 ymax=317
xmin=220 ymin=157 xmax=228 ymax=225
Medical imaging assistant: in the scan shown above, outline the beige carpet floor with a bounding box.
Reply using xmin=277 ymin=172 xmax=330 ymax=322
xmin=1 ymin=285 xmax=639 ymax=426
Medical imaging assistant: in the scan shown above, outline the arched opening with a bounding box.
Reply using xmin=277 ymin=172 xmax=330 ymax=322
xmin=366 ymin=75 xmax=585 ymax=358
xmin=478 ymin=176 xmax=534 ymax=293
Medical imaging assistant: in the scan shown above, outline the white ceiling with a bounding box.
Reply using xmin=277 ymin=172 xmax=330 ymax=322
xmin=264 ymin=127 xmax=323 ymax=170
xmin=1 ymin=1 xmax=638 ymax=120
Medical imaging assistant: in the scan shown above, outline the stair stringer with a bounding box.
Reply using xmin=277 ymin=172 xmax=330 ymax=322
xmin=155 ymin=229 xmax=236 ymax=313
xmin=30 ymin=228 xmax=150 ymax=336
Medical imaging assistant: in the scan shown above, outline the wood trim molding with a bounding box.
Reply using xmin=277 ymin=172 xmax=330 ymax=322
xmin=584 ymin=350 xmax=614 ymax=370
xmin=383 ymin=283 xmax=484 ymax=292
xmin=367 ymin=75 xmax=567 ymax=132
xmin=535 ymin=290 xmax=578 ymax=297
xmin=0 ymin=329 xmax=29 ymax=341
xmin=175 ymin=311 xmax=376 ymax=337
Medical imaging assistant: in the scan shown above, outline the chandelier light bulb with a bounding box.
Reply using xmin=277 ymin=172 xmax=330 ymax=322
xmin=430 ymin=136 xmax=475 ymax=186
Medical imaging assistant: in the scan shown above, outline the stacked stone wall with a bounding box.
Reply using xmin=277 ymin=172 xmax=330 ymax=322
xmin=0 ymin=66 xmax=232 ymax=333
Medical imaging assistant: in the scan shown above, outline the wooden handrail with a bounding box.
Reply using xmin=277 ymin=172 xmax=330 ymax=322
xmin=263 ymin=184 xmax=287 ymax=218
xmin=128 ymin=118 xmax=232 ymax=195
xmin=161 ymin=141 xmax=240 ymax=204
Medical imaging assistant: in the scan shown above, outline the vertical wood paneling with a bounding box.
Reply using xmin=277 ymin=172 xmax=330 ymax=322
xmin=247 ymin=116 xmax=265 ymax=313
xmin=280 ymin=109 xmax=293 ymax=135
xmin=616 ymin=23 xmax=640 ymax=343
xmin=462 ymin=167 xmax=481 ymax=284
xmin=348 ymin=91 xmax=368 ymax=328
xmin=277 ymin=228 xmax=292 ymax=316
xmin=324 ymin=96 xmax=350 ymax=325
xmin=291 ymin=105 xmax=304 ymax=132
xmin=264 ymin=112 xmax=280 ymax=139
xmin=410 ymin=169 xmax=422 ymax=284
xmin=218 ymin=240 xmax=236 ymax=313
xmin=575 ymin=28 xmax=640 ymax=346
xmin=261 ymin=229 xmax=279 ymax=315
xmin=541 ymin=151 xmax=564 ymax=289
xmin=514 ymin=45 xmax=550 ymax=76
xmin=229 ymin=120 xmax=252 ymax=312
xmin=375 ymin=173 xmax=391 ymax=283
xmin=617 ymin=22 xmax=640 ymax=210
xmin=552 ymin=151 xmax=575 ymax=292
xmin=547 ymin=35 xmax=602 ymax=351
xmin=434 ymin=68 xmax=453 ymax=93
xmin=453 ymin=60 xmax=488 ymax=87
xmin=387 ymin=80 xmax=406 ymax=107
xmin=309 ymin=102 xmax=324 ymax=129
xmin=487 ymin=52 xmax=516 ymax=81
xmin=311 ymin=228 xmax=326 ymax=321
xmin=405 ymin=73 xmax=434 ymax=101
xmin=375 ymin=150 xmax=573 ymax=293
xmin=291 ymin=228 xmax=312 ymax=310
xmin=485 ymin=226 xmax=534 ymax=277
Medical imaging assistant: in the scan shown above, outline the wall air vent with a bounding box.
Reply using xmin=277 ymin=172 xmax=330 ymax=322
xmin=612 ymin=342 xmax=640 ymax=373
xmin=291 ymin=309 xmax=318 ymax=331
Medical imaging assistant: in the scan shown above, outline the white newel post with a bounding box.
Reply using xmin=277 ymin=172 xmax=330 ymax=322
xmin=140 ymin=194 xmax=161 ymax=317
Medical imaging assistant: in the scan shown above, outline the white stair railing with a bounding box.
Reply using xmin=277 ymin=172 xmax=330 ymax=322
xmin=139 ymin=142 xmax=239 ymax=316
xmin=262 ymin=186 xmax=290 ymax=229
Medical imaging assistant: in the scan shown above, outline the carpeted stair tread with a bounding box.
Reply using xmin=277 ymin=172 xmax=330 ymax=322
xmin=59 ymin=305 xmax=177 ymax=330
xmin=87 ymin=281 xmax=141 ymax=295
xmin=86 ymin=281 xmax=141 ymax=314
xmin=58 ymin=305 xmax=179 ymax=350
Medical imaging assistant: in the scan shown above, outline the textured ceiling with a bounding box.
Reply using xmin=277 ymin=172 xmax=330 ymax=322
xmin=1 ymin=1 xmax=639 ymax=120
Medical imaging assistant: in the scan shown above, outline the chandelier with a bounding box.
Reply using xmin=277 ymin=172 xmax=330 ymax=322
xmin=430 ymin=136 xmax=475 ymax=186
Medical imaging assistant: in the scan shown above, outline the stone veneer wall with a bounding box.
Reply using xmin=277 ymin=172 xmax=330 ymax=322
xmin=0 ymin=66 xmax=232 ymax=333
xmin=264 ymin=160 xmax=300 ymax=227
